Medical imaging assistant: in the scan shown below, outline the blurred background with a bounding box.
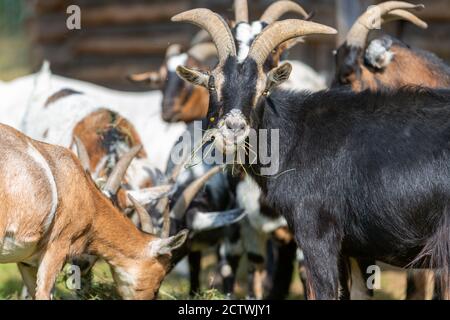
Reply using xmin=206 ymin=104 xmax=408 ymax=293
xmin=0 ymin=0 xmax=449 ymax=300
xmin=0 ymin=0 xmax=449 ymax=90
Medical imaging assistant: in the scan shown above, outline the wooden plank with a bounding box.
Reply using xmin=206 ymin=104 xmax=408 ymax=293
xmin=72 ymin=33 xmax=192 ymax=56
xmin=26 ymin=16 xmax=71 ymax=44
xmin=81 ymin=2 xmax=190 ymax=26
xmin=29 ymin=0 xmax=67 ymax=14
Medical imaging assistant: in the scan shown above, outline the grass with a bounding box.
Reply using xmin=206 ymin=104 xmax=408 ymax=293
xmin=0 ymin=256 xmax=420 ymax=300
xmin=0 ymin=31 xmax=31 ymax=81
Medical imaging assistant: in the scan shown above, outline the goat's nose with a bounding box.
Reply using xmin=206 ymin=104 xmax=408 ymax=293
xmin=225 ymin=117 xmax=246 ymax=133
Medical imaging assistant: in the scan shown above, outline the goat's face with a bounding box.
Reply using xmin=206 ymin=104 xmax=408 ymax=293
xmin=177 ymin=56 xmax=291 ymax=154
xmin=112 ymin=230 xmax=188 ymax=300
xmin=162 ymin=55 xmax=210 ymax=123
xmin=333 ymin=43 xmax=364 ymax=88
xmin=129 ymin=45 xmax=210 ymax=123
xmin=172 ymin=10 xmax=335 ymax=155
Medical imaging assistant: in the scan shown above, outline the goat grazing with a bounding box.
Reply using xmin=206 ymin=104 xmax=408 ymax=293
xmin=0 ymin=123 xmax=188 ymax=299
xmin=173 ymin=7 xmax=450 ymax=299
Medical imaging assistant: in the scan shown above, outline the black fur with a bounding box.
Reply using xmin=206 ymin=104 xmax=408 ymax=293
xmin=207 ymin=57 xmax=450 ymax=298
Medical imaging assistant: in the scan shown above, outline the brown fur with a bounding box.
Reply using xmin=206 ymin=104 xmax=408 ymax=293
xmin=72 ymin=109 xmax=151 ymax=210
xmin=176 ymin=86 xmax=209 ymax=122
xmin=72 ymin=109 xmax=146 ymax=173
xmin=351 ymin=45 xmax=450 ymax=92
xmin=0 ymin=124 xmax=184 ymax=300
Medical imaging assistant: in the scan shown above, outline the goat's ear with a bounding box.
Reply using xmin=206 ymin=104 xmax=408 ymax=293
xmin=265 ymin=62 xmax=292 ymax=93
xmin=176 ymin=66 xmax=209 ymax=88
xmin=149 ymin=229 xmax=189 ymax=257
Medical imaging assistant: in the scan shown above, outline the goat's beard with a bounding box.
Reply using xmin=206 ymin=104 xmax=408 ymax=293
xmin=212 ymin=128 xmax=250 ymax=155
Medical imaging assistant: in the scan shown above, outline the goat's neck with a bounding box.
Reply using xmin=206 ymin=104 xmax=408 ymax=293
xmin=87 ymin=190 xmax=153 ymax=268
xmin=247 ymin=90 xmax=300 ymax=192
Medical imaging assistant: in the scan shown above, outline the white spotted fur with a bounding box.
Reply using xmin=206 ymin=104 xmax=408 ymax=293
xmin=26 ymin=143 xmax=58 ymax=232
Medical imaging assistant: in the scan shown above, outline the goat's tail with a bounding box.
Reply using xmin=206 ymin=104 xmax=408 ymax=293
xmin=410 ymin=213 xmax=450 ymax=299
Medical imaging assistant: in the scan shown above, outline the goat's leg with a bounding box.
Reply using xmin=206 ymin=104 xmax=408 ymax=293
xmin=265 ymin=239 xmax=296 ymax=300
xmin=293 ymin=204 xmax=341 ymax=300
xmin=338 ymin=255 xmax=351 ymax=300
xmin=17 ymin=263 xmax=38 ymax=299
xmin=35 ymin=244 xmax=68 ymax=300
xmin=297 ymin=248 xmax=309 ymax=300
xmin=67 ymin=255 xmax=97 ymax=299
xmin=221 ymin=254 xmax=240 ymax=296
xmin=432 ymin=272 xmax=450 ymax=300
xmin=406 ymin=270 xmax=429 ymax=300
xmin=188 ymin=251 xmax=201 ymax=296
xmin=349 ymin=258 xmax=375 ymax=299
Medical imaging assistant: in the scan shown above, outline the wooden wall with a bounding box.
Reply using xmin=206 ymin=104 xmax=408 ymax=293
xmin=26 ymin=0 xmax=450 ymax=90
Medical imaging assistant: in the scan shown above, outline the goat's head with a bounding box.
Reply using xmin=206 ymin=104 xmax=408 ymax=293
xmin=232 ymin=0 xmax=311 ymax=71
xmin=75 ymin=138 xmax=188 ymax=299
xmin=129 ymin=43 xmax=217 ymax=123
xmin=333 ymin=1 xmax=428 ymax=91
xmin=172 ymin=9 xmax=336 ymax=154
xmin=112 ymin=227 xmax=188 ymax=300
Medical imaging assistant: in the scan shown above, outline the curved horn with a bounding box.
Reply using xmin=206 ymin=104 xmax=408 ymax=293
xmin=346 ymin=1 xmax=425 ymax=47
xmin=170 ymin=165 xmax=223 ymax=220
xmin=187 ymin=42 xmax=218 ymax=62
xmin=383 ymin=9 xmax=428 ymax=29
xmin=74 ymin=136 xmax=91 ymax=172
xmin=260 ymin=0 xmax=309 ymax=24
xmin=128 ymin=195 xmax=154 ymax=234
xmin=234 ymin=0 xmax=249 ymax=23
xmin=103 ymin=145 xmax=142 ymax=196
xmin=171 ymin=9 xmax=236 ymax=65
xmin=248 ymin=19 xmax=337 ymax=66
xmin=126 ymin=185 xmax=172 ymax=206
xmin=190 ymin=208 xmax=246 ymax=232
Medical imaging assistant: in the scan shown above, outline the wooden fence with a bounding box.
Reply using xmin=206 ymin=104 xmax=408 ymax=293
xmin=26 ymin=0 xmax=450 ymax=90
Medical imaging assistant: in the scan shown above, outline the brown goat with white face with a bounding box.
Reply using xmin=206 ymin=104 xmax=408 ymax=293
xmin=0 ymin=123 xmax=188 ymax=299
xmin=129 ymin=43 xmax=215 ymax=123
xmin=334 ymin=1 xmax=450 ymax=91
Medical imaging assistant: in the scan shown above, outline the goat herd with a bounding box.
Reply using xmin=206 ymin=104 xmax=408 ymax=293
xmin=1 ymin=0 xmax=450 ymax=300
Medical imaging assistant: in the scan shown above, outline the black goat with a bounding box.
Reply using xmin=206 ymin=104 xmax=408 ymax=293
xmin=173 ymin=9 xmax=450 ymax=299
xmin=333 ymin=1 xmax=450 ymax=299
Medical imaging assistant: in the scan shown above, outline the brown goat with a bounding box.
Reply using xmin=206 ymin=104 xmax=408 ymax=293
xmin=0 ymin=123 xmax=188 ymax=299
xmin=334 ymin=1 xmax=450 ymax=91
